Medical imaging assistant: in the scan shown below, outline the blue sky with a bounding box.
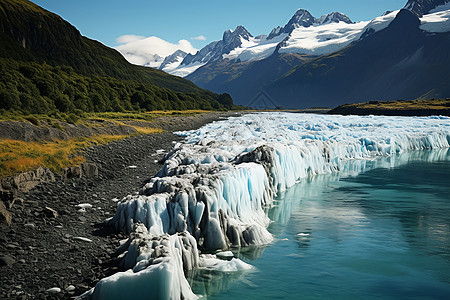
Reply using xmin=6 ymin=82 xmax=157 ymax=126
xmin=31 ymin=0 xmax=407 ymax=49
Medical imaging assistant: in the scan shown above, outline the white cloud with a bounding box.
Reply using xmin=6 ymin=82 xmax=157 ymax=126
xmin=116 ymin=35 xmax=146 ymax=44
xmin=191 ymin=35 xmax=207 ymax=41
xmin=115 ymin=35 xmax=198 ymax=68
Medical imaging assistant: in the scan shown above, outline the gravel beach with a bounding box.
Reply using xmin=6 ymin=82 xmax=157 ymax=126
xmin=0 ymin=112 xmax=240 ymax=299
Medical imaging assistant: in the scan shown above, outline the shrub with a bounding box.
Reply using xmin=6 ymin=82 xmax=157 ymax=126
xmin=65 ymin=113 xmax=80 ymax=124
xmin=24 ymin=115 xmax=40 ymax=126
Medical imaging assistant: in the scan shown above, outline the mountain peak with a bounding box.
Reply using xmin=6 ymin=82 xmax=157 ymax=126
xmin=317 ymin=12 xmax=353 ymax=25
xmin=404 ymin=0 xmax=450 ymax=16
xmin=268 ymin=9 xmax=352 ymax=40
xmin=288 ymin=9 xmax=316 ymax=28
xmin=180 ymin=25 xmax=252 ymax=67
xmin=159 ymin=50 xmax=188 ymax=70
xmin=223 ymin=25 xmax=252 ymax=43
xmin=267 ymin=9 xmax=315 ymax=39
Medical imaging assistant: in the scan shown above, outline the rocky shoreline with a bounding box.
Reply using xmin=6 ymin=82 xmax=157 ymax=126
xmin=0 ymin=112 xmax=240 ymax=300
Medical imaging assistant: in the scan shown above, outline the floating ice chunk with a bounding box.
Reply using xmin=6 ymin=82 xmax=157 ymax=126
xmin=297 ymin=233 xmax=310 ymax=236
xmin=216 ymin=251 xmax=234 ymax=259
xmin=200 ymin=254 xmax=253 ymax=272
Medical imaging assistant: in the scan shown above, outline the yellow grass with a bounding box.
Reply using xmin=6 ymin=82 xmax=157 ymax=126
xmin=128 ymin=126 xmax=163 ymax=135
xmin=0 ymin=135 xmax=128 ymax=178
xmin=110 ymin=120 xmax=163 ymax=135
xmin=0 ymin=109 xmax=215 ymax=179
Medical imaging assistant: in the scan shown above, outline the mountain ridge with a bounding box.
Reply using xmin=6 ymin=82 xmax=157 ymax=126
xmin=183 ymin=0 xmax=450 ymax=107
xmin=265 ymin=9 xmax=450 ymax=108
xmin=163 ymin=9 xmax=354 ymax=76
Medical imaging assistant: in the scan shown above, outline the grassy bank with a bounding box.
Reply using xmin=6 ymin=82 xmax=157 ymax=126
xmin=0 ymin=110 xmax=210 ymax=179
xmin=328 ymin=99 xmax=450 ymax=116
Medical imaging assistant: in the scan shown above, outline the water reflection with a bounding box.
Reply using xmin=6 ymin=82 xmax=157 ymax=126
xmin=187 ymin=267 xmax=253 ymax=298
xmin=270 ymin=148 xmax=450 ymax=227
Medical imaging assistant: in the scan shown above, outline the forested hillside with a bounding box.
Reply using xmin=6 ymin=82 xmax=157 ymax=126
xmin=0 ymin=0 xmax=235 ymax=114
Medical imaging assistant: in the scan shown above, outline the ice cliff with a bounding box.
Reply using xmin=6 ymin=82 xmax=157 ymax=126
xmin=84 ymin=113 xmax=450 ymax=299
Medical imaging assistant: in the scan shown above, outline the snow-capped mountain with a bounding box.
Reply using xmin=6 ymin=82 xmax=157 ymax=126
xmin=268 ymin=10 xmax=353 ymax=40
xmin=265 ymin=7 xmax=450 ymax=108
xmin=161 ymin=26 xmax=253 ymax=77
xmin=174 ymin=9 xmax=399 ymax=76
xmin=171 ymin=10 xmax=356 ymax=75
xmin=317 ymin=12 xmax=353 ymax=25
xmin=158 ymin=49 xmax=187 ymax=73
xmin=267 ymin=9 xmax=316 ymax=39
xmin=141 ymin=54 xmax=164 ymax=68
xmin=177 ymin=26 xmax=252 ymax=71
xmin=172 ymin=9 xmax=405 ymax=76
xmin=277 ymin=11 xmax=398 ymax=56
xmin=135 ymin=1 xmax=450 ymax=109
xmin=186 ymin=2 xmax=450 ymax=108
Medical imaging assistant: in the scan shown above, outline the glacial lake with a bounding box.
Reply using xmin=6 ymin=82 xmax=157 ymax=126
xmin=188 ymin=149 xmax=450 ymax=299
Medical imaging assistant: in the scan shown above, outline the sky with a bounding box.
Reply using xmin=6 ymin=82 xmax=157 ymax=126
xmin=31 ymin=0 xmax=408 ymax=60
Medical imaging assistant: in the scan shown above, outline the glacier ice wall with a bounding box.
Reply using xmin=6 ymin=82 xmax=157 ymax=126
xmin=87 ymin=113 xmax=450 ymax=299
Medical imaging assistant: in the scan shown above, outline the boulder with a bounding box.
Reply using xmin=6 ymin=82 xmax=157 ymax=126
xmin=62 ymin=163 xmax=98 ymax=180
xmin=0 ymin=200 xmax=12 ymax=226
xmin=0 ymin=167 xmax=55 ymax=194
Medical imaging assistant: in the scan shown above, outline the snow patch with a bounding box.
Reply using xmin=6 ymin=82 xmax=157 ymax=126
xmin=224 ymin=34 xmax=288 ymax=62
xmin=168 ymin=62 xmax=206 ymax=77
xmin=420 ymin=7 xmax=450 ymax=32
xmin=279 ymin=11 xmax=399 ymax=56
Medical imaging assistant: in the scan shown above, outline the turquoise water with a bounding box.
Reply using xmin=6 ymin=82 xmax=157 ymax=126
xmin=189 ymin=150 xmax=450 ymax=299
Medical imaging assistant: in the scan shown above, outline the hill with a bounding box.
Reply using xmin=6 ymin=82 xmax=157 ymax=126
xmin=0 ymin=0 xmax=235 ymax=114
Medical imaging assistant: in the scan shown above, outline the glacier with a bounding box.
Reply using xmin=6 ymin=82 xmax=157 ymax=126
xmin=83 ymin=113 xmax=450 ymax=299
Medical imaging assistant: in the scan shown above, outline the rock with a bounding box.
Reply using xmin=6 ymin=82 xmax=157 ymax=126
xmin=62 ymin=166 xmax=82 ymax=180
xmin=0 ymin=256 xmax=16 ymax=266
xmin=45 ymin=287 xmax=61 ymax=293
xmin=0 ymin=167 xmax=55 ymax=193
xmin=81 ymin=163 xmax=98 ymax=178
xmin=65 ymin=285 xmax=75 ymax=292
xmin=0 ymin=191 xmax=14 ymax=205
xmin=0 ymin=200 xmax=12 ymax=226
xmin=73 ymin=237 xmax=93 ymax=243
xmin=62 ymin=163 xmax=98 ymax=180
xmin=44 ymin=207 xmax=58 ymax=218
